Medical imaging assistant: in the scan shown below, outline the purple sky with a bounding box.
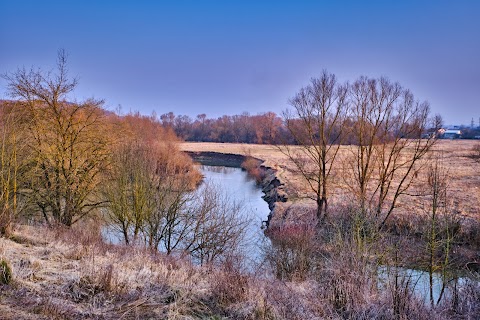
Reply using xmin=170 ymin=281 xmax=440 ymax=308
xmin=1 ymin=0 xmax=479 ymax=125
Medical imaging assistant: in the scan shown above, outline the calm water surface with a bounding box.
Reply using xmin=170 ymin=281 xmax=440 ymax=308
xmin=198 ymin=165 xmax=270 ymax=262
xmin=103 ymin=165 xmax=271 ymax=262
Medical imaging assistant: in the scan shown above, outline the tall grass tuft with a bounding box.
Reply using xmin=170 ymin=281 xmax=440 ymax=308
xmin=0 ymin=258 xmax=12 ymax=284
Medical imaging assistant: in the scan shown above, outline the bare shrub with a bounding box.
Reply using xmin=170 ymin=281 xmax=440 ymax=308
xmin=185 ymin=182 xmax=250 ymax=265
xmin=469 ymin=142 xmax=480 ymax=163
xmin=459 ymin=217 xmax=480 ymax=248
xmin=383 ymin=212 xmax=425 ymax=236
xmin=307 ymin=206 xmax=383 ymax=317
xmin=446 ymin=276 xmax=480 ymax=317
xmin=264 ymin=224 xmax=316 ymax=281
xmin=318 ymin=243 xmax=376 ymax=317
xmin=211 ymin=258 xmax=249 ymax=307
xmin=381 ymin=267 xmax=429 ymax=318
xmin=241 ymin=156 xmax=266 ymax=183
xmin=321 ymin=205 xmax=379 ymax=247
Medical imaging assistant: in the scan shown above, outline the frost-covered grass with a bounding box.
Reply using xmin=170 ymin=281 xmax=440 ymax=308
xmin=1 ymin=215 xmax=479 ymax=319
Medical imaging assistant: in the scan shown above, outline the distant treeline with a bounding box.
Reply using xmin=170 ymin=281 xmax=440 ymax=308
xmin=158 ymin=111 xmax=292 ymax=144
xmin=157 ymin=111 xmax=446 ymax=145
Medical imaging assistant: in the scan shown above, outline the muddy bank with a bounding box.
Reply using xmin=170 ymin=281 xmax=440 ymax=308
xmin=185 ymin=151 xmax=246 ymax=167
xmin=259 ymin=167 xmax=289 ymax=226
xmin=185 ymin=151 xmax=288 ymax=227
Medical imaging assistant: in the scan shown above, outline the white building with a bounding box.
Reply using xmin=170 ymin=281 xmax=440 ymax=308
xmin=442 ymin=129 xmax=462 ymax=139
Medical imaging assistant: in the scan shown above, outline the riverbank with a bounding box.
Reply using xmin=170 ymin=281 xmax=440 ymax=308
xmin=2 ymin=223 xmax=478 ymax=319
xmin=185 ymin=151 xmax=247 ymax=167
xmin=0 ymin=224 xmax=333 ymax=319
xmin=185 ymin=150 xmax=289 ymax=227
xmin=181 ymin=141 xmax=480 ymax=224
xmin=180 ymin=141 xmax=480 ymax=220
xmin=181 ymin=142 xmax=480 ymax=272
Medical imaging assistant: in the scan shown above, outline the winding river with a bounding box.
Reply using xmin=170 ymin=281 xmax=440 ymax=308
xmin=104 ymin=159 xmax=477 ymax=303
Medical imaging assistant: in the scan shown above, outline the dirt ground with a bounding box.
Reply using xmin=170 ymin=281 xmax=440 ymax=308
xmin=181 ymin=140 xmax=480 ymax=219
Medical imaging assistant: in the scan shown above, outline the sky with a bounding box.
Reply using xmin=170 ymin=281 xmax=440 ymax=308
xmin=1 ymin=0 xmax=479 ymax=125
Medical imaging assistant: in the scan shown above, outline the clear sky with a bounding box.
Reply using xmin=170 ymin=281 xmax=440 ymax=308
xmin=1 ymin=0 xmax=479 ymax=125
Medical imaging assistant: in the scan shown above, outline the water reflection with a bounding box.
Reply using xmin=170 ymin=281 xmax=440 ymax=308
xmin=378 ymin=266 xmax=469 ymax=304
xmin=102 ymin=165 xmax=271 ymax=264
xmin=198 ymin=165 xmax=270 ymax=262
xmin=199 ymin=165 xmax=236 ymax=175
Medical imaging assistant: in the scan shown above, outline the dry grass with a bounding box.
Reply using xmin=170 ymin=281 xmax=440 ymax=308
xmin=181 ymin=140 xmax=480 ymax=220
xmin=0 ymin=141 xmax=478 ymax=319
xmin=0 ymin=223 xmax=350 ymax=319
xmin=1 ymin=217 xmax=478 ymax=319
xmin=0 ymin=224 xmax=213 ymax=319
xmin=182 ymin=141 xmax=480 ymax=272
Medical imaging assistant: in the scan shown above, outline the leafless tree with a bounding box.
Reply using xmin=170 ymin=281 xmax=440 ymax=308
xmin=422 ymin=154 xmax=459 ymax=307
xmin=2 ymin=50 xmax=110 ymax=226
xmin=151 ymin=174 xmax=194 ymax=254
xmin=103 ymin=138 xmax=197 ymax=249
xmin=282 ymin=70 xmax=348 ymax=222
xmin=0 ymin=103 xmax=26 ymax=235
xmin=102 ymin=143 xmax=156 ymax=244
xmin=184 ymin=182 xmax=249 ymax=265
xmin=345 ymin=76 xmax=436 ymax=229
xmin=104 ymin=145 xmax=248 ymax=262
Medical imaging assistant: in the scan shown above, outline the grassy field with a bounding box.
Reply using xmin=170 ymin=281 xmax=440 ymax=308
xmin=181 ymin=140 xmax=480 ymax=220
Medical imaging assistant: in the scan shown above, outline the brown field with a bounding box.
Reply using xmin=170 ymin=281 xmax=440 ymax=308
xmin=181 ymin=140 xmax=480 ymax=220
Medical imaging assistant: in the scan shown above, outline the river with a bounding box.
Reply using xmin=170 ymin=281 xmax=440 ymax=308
xmin=102 ymin=164 xmax=271 ymax=263
xmin=197 ymin=165 xmax=271 ymax=262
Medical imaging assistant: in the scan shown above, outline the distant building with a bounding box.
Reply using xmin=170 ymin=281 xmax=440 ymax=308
xmin=437 ymin=128 xmax=446 ymax=136
xmin=442 ymin=129 xmax=462 ymax=139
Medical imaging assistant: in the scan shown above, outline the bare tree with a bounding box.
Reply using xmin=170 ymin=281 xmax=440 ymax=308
xmin=184 ymin=182 xmax=249 ymax=265
xmin=0 ymin=103 xmax=25 ymax=235
xmin=346 ymin=76 xmax=436 ymax=229
xmin=103 ymin=139 xmax=196 ymax=248
xmin=102 ymin=143 xmax=156 ymax=244
xmin=422 ymin=154 xmax=460 ymax=307
xmin=152 ymin=175 xmax=194 ymax=254
xmin=282 ymin=70 xmax=348 ymax=222
xmin=3 ymin=50 xmax=110 ymax=226
xmin=104 ymin=141 xmax=248 ymax=262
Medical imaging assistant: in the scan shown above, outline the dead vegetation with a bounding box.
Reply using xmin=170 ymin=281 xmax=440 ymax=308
xmin=181 ymin=140 xmax=480 ymax=221
xmin=2 ymin=212 xmax=479 ymax=319
xmin=469 ymin=142 xmax=480 ymax=163
xmin=1 ymin=54 xmax=479 ymax=319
